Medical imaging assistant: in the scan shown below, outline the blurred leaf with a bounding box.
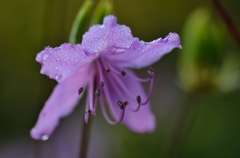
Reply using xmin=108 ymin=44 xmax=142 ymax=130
xmin=69 ymin=0 xmax=93 ymax=44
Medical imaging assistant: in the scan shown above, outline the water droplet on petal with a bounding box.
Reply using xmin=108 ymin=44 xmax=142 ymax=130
xmin=42 ymin=53 xmax=49 ymax=60
xmin=55 ymin=74 xmax=62 ymax=81
xmin=41 ymin=135 xmax=49 ymax=141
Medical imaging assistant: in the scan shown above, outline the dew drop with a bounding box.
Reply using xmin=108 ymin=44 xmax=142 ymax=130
xmin=41 ymin=135 xmax=49 ymax=141
xmin=41 ymin=53 xmax=49 ymax=60
xmin=55 ymin=74 xmax=62 ymax=81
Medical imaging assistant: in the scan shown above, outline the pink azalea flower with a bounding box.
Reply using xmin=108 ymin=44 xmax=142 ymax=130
xmin=30 ymin=15 xmax=181 ymax=140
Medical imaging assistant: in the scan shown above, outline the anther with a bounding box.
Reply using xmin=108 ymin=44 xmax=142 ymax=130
xmin=150 ymin=67 xmax=154 ymax=72
xmin=136 ymin=95 xmax=141 ymax=104
xmin=121 ymin=70 xmax=126 ymax=76
xmin=118 ymin=101 xmax=124 ymax=109
xmin=95 ymin=88 xmax=101 ymax=97
xmin=78 ymin=87 xmax=83 ymax=95
xmin=101 ymin=81 xmax=105 ymax=87
xmin=85 ymin=109 xmax=92 ymax=113
xmin=147 ymin=70 xmax=154 ymax=78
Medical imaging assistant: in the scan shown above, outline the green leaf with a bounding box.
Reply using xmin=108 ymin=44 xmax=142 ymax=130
xmin=69 ymin=0 xmax=93 ymax=44
xmin=90 ymin=0 xmax=113 ymax=25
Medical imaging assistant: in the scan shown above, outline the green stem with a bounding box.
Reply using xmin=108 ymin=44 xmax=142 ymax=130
xmin=163 ymin=91 xmax=200 ymax=158
xmin=79 ymin=110 xmax=92 ymax=158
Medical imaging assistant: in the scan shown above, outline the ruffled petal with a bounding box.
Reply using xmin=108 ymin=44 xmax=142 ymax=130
xmin=81 ymin=15 xmax=134 ymax=56
xmin=103 ymin=68 xmax=156 ymax=133
xmin=106 ymin=32 xmax=182 ymax=69
xmin=36 ymin=43 xmax=95 ymax=82
xmin=30 ymin=65 xmax=94 ymax=140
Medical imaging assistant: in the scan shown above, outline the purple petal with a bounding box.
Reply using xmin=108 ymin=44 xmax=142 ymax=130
xmin=81 ymin=15 xmax=134 ymax=56
xmin=36 ymin=43 xmax=95 ymax=82
xmin=103 ymin=68 xmax=156 ymax=133
xmin=30 ymin=65 xmax=94 ymax=140
xmin=106 ymin=32 xmax=182 ymax=68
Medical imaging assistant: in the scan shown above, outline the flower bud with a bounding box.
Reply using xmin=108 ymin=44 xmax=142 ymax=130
xmin=178 ymin=7 xmax=240 ymax=92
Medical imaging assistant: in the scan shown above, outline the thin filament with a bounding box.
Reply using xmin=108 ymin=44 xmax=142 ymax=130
xmin=140 ymin=73 xmax=154 ymax=105
xmin=87 ymin=77 xmax=94 ymax=111
xmin=99 ymin=97 xmax=126 ymax=125
xmin=126 ymin=71 xmax=151 ymax=82
xmin=100 ymin=58 xmax=110 ymax=72
xmin=105 ymin=61 xmax=122 ymax=75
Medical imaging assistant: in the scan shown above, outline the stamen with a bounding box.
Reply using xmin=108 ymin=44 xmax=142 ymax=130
xmin=110 ymin=71 xmax=136 ymax=101
xmin=127 ymin=72 xmax=151 ymax=82
xmin=150 ymin=67 xmax=154 ymax=72
xmin=78 ymin=87 xmax=83 ymax=95
xmin=123 ymin=101 xmax=129 ymax=106
xmin=85 ymin=109 xmax=92 ymax=113
xmin=100 ymin=58 xmax=110 ymax=72
xmin=101 ymin=81 xmax=105 ymax=87
xmin=147 ymin=70 xmax=153 ymax=78
xmin=118 ymin=101 xmax=124 ymax=109
xmin=140 ymin=72 xmax=154 ymax=105
xmin=96 ymin=60 xmax=105 ymax=85
xmin=104 ymin=60 xmax=124 ymax=76
xmin=131 ymin=68 xmax=155 ymax=112
xmin=91 ymin=89 xmax=101 ymax=115
xmin=84 ymin=109 xmax=91 ymax=123
xmin=136 ymin=95 xmax=141 ymax=104
xmin=100 ymin=98 xmax=126 ymax=125
xmin=147 ymin=67 xmax=155 ymax=78
xmin=95 ymin=88 xmax=101 ymax=97
xmin=121 ymin=70 xmax=126 ymax=76
xmin=86 ymin=77 xmax=94 ymax=114
xmin=131 ymin=96 xmax=141 ymax=112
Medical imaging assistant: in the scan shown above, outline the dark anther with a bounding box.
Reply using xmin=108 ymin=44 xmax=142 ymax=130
xmin=147 ymin=70 xmax=154 ymax=78
xmin=123 ymin=101 xmax=129 ymax=106
xmin=118 ymin=101 xmax=124 ymax=109
xmin=106 ymin=69 xmax=110 ymax=72
xmin=136 ymin=95 xmax=141 ymax=104
xmin=78 ymin=87 xmax=83 ymax=95
xmin=85 ymin=109 xmax=92 ymax=113
xmin=149 ymin=67 xmax=154 ymax=72
xmin=95 ymin=88 xmax=102 ymax=97
xmin=101 ymin=81 xmax=105 ymax=87
xmin=121 ymin=70 xmax=126 ymax=76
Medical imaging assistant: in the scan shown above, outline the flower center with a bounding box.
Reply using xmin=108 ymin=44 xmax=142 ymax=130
xmin=78 ymin=57 xmax=155 ymax=124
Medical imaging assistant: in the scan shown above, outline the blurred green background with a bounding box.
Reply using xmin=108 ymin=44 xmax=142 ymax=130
xmin=0 ymin=0 xmax=240 ymax=157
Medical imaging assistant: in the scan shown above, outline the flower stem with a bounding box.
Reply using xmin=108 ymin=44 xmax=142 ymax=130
xmin=212 ymin=0 xmax=240 ymax=47
xmin=163 ymin=91 xmax=200 ymax=158
xmin=79 ymin=110 xmax=92 ymax=158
